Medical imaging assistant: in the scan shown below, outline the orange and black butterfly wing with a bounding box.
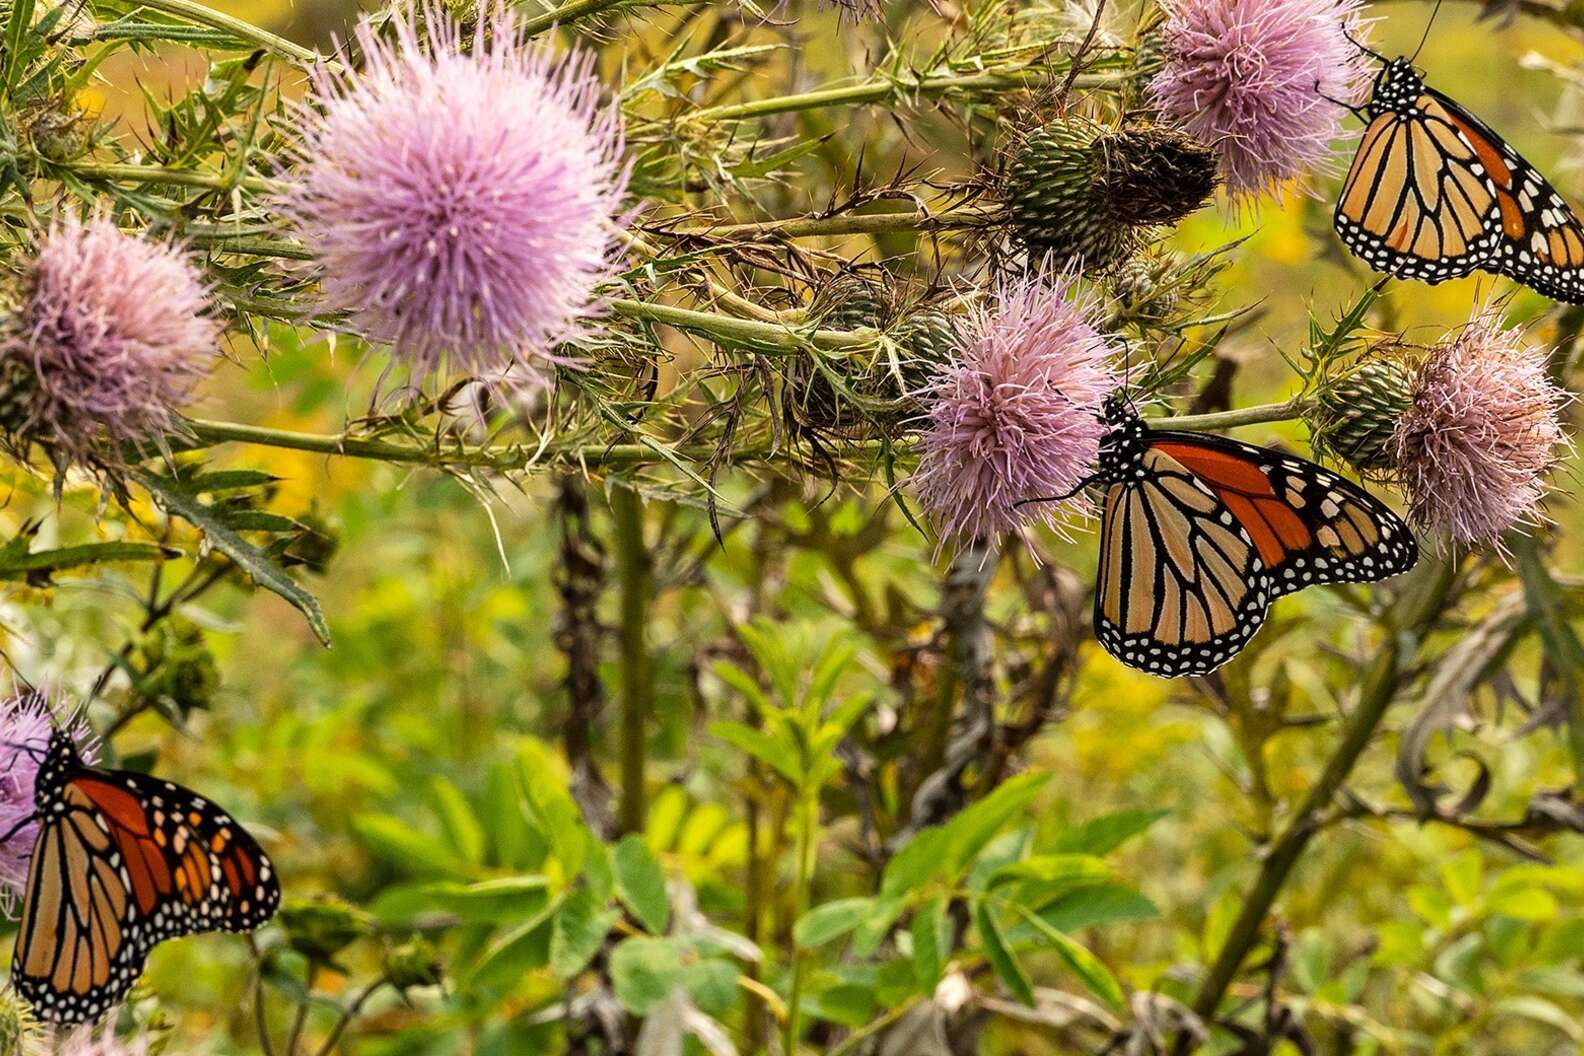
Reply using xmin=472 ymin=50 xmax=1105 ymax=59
xmin=1423 ymin=86 xmax=1584 ymax=303
xmin=1146 ymin=432 xmax=1419 ymax=598
xmin=1334 ymin=103 xmax=1501 ymax=284
xmin=1094 ymin=432 xmax=1418 ymax=677
xmin=12 ymin=765 xmax=279 ymax=1025
xmin=1093 ymin=444 xmax=1273 ymax=677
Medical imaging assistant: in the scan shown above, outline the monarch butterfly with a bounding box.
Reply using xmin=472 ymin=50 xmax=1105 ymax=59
xmin=5 ymin=727 xmax=280 ymax=1024
xmin=1089 ymin=396 xmax=1418 ymax=677
xmin=1335 ymin=55 xmax=1584 ymax=304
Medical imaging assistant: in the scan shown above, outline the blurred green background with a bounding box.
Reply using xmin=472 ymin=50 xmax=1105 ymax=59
xmin=2 ymin=0 xmax=1582 ymax=1053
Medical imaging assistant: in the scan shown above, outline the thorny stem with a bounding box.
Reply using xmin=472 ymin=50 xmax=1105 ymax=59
xmin=130 ymin=0 xmax=320 ymax=65
xmin=518 ymin=0 xmax=704 ymax=36
xmin=611 ymin=484 xmax=652 ymax=837
xmin=1176 ymin=555 xmax=1460 ymax=1050
xmin=1153 ymin=398 xmax=1311 ymax=433
xmin=784 ymin=791 xmax=819 ymax=1056
xmin=54 ymin=161 xmax=279 ymax=195
xmin=663 ymin=202 xmax=1005 ymax=241
xmin=608 ymin=298 xmax=875 ymax=351
xmin=681 ymin=69 xmax=1123 ymax=124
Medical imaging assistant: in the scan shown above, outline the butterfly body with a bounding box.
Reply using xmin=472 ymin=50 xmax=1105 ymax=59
xmin=1092 ymin=398 xmax=1418 ymax=677
xmin=10 ymin=730 xmax=280 ymax=1024
xmin=1336 ymin=58 xmax=1584 ymax=303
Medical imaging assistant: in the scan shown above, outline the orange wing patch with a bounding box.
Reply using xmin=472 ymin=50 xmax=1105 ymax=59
xmin=1152 ymin=440 xmax=1313 ymax=567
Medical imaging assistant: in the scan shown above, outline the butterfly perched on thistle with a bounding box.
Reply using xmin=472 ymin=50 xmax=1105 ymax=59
xmin=2 ymin=709 xmax=279 ymax=1025
xmin=1335 ymin=49 xmax=1584 ymax=303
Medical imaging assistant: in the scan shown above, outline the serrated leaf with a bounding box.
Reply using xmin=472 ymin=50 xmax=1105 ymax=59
xmin=137 ymin=470 xmax=330 ymax=645
xmin=1052 ymin=809 xmax=1170 ymax=855
xmin=551 ymin=888 xmax=618 ymax=979
xmin=793 ymin=897 xmax=873 ymax=948
xmin=975 ymin=901 xmax=1032 ymax=1005
xmin=0 ymin=540 xmax=174 ymax=582
xmin=610 ymin=937 xmax=683 ymax=1015
xmin=615 ymin=835 xmax=670 ymax=934
xmin=1009 ymin=903 xmax=1125 ymax=1010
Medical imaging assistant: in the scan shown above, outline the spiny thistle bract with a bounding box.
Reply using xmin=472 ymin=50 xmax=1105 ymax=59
xmin=787 ymin=277 xmax=961 ymax=439
xmin=0 ymin=215 xmax=218 ymax=465
xmin=277 ymin=1 xmax=631 ymax=381
xmin=1148 ymin=0 xmax=1370 ymax=200
xmin=1004 ymin=120 xmax=1217 ymax=271
xmin=911 ymin=272 xmax=1118 ymax=548
xmin=1308 ymin=354 xmax=1416 ymax=472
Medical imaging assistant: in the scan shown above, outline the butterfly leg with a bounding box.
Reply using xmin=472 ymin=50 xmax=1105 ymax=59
xmin=1012 ymin=473 xmax=1101 ymax=510
xmin=0 ymin=812 xmax=37 ymax=846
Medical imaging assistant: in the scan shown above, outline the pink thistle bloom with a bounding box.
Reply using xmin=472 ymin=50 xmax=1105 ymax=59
xmin=278 ymin=1 xmax=631 ymax=379
xmin=0 ymin=689 xmax=95 ymax=912
xmin=911 ymin=273 xmax=1119 ymax=547
xmin=1392 ymin=310 xmax=1569 ymax=551
xmin=4 ymin=215 xmax=218 ymax=460
xmin=1149 ymin=0 xmax=1370 ymax=200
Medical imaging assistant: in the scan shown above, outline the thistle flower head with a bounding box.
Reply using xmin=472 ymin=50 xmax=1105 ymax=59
xmin=911 ymin=272 xmax=1118 ymax=547
xmin=1 ymin=214 xmax=218 ymax=461
xmin=1149 ymin=0 xmax=1370 ymax=200
xmin=0 ymin=689 xmax=95 ymax=911
xmin=278 ymin=1 xmax=631 ymax=379
xmin=1391 ymin=312 xmax=1569 ymax=551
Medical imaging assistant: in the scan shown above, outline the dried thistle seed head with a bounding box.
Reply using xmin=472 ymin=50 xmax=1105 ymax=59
xmin=1004 ymin=121 xmax=1215 ymax=270
xmin=1308 ymin=353 xmax=1417 ymax=473
xmin=1096 ymin=126 xmax=1218 ymax=225
xmin=1108 ymin=250 xmax=1184 ymax=323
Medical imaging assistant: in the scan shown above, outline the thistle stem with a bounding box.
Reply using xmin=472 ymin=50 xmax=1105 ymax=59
xmin=608 ymin=298 xmax=875 ymax=351
xmin=130 ymin=0 xmax=320 ymax=64
xmin=1152 ymin=398 xmax=1312 ymax=432
xmin=54 ymin=161 xmax=279 ymax=195
xmin=682 ymin=69 xmax=1122 ymax=124
xmin=663 ymin=202 xmax=1004 ymax=241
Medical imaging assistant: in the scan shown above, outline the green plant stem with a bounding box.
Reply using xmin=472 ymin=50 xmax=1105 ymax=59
xmin=1179 ymin=556 xmax=1459 ymax=1048
xmin=665 ymin=202 xmax=1004 ymax=241
xmin=682 ymin=69 xmax=1121 ymax=124
xmin=131 ymin=0 xmax=320 ymax=64
xmin=784 ymin=792 xmax=819 ymax=1056
xmin=609 ymin=298 xmax=873 ymax=352
xmin=54 ymin=161 xmax=279 ymax=195
xmin=518 ymin=0 xmax=687 ymax=36
xmin=1154 ymin=398 xmax=1311 ymax=433
xmin=178 ymin=417 xmax=885 ymax=470
xmin=611 ymin=485 xmax=652 ymax=837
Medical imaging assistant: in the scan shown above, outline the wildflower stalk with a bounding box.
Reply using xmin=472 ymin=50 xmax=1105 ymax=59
xmin=54 ymin=161 xmax=279 ymax=195
xmin=131 ymin=0 xmax=320 ymax=65
xmin=608 ymin=298 xmax=875 ymax=351
xmin=611 ymin=485 xmax=652 ymax=837
xmin=1151 ymin=398 xmax=1310 ymax=432
xmin=519 ymin=0 xmax=704 ymax=37
xmin=784 ymin=789 xmax=820 ymax=1055
xmin=1179 ymin=554 xmax=1460 ymax=1047
xmin=666 ymin=202 xmax=1004 ymax=241
xmin=681 ymin=69 xmax=1124 ymax=124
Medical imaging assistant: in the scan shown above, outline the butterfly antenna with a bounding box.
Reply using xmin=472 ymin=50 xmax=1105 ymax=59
xmin=1341 ymin=25 xmax=1389 ymax=64
xmin=1410 ymin=0 xmax=1445 ymax=64
xmin=1013 ymin=474 xmax=1100 ymax=509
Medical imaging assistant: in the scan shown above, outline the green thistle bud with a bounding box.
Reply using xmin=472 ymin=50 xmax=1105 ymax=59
xmin=1108 ymin=251 xmax=1182 ymax=324
xmin=384 ymin=937 xmax=445 ymax=991
xmin=788 ymin=274 xmax=892 ymax=437
xmin=0 ymin=987 xmax=39 ymax=1056
xmin=134 ymin=617 xmax=219 ymax=720
xmin=891 ymin=308 xmax=962 ymax=394
xmin=1004 ymin=120 xmax=1217 ymax=270
xmin=280 ymin=896 xmax=373 ymax=964
xmin=1308 ymin=356 xmax=1416 ymax=473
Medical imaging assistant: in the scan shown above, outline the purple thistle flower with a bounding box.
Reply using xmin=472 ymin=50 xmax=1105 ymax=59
xmin=278 ymin=1 xmax=631 ymax=379
xmin=1149 ymin=0 xmax=1370 ymax=200
xmin=3 ymin=215 xmax=218 ymax=460
xmin=911 ymin=273 xmax=1119 ymax=547
xmin=0 ymin=689 xmax=95 ymax=913
xmin=1392 ymin=310 xmax=1569 ymax=551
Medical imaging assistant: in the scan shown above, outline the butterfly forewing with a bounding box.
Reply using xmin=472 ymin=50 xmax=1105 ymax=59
xmin=11 ymin=736 xmax=280 ymax=1025
xmin=1093 ymin=406 xmax=1419 ymax=678
xmin=1336 ymin=58 xmax=1584 ymax=304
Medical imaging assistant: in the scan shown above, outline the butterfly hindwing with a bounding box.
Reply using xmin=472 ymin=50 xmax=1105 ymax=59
xmin=11 ymin=734 xmax=280 ymax=1025
xmin=1336 ymin=57 xmax=1584 ymax=304
xmin=1092 ymin=402 xmax=1419 ymax=678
